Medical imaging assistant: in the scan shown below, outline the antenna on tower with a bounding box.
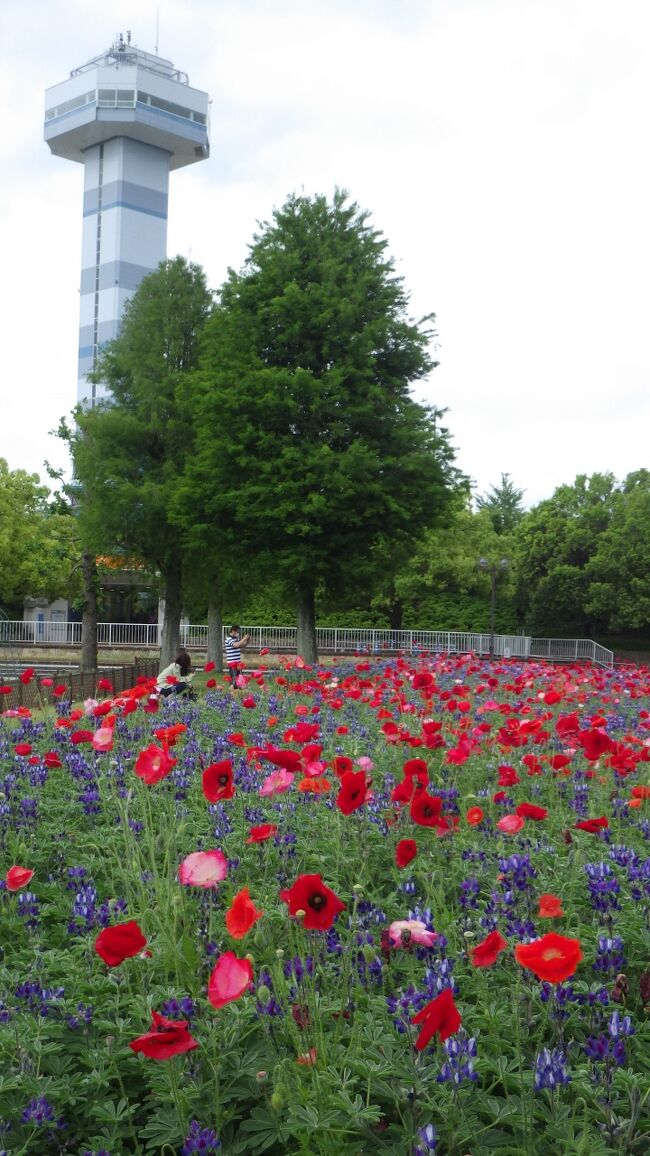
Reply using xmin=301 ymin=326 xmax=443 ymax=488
xmin=155 ymin=7 xmax=160 ymax=55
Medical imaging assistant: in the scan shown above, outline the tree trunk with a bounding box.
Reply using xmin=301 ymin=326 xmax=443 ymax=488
xmin=80 ymin=552 xmax=98 ymax=673
xmin=296 ymin=587 xmax=318 ymax=664
xmin=207 ymin=602 xmax=223 ymax=673
xmin=388 ymin=598 xmax=403 ymax=632
xmin=160 ymin=565 xmax=183 ymax=668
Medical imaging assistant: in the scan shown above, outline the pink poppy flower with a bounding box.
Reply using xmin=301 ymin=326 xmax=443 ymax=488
xmin=92 ymin=727 xmax=114 ymax=752
xmin=497 ymin=814 xmax=526 ymax=834
xmin=389 ymin=919 xmax=437 ymax=948
xmin=259 ymin=769 xmax=295 ymax=797
xmin=178 ymin=850 xmax=227 ymax=888
xmin=207 ymin=951 xmax=254 ymax=1009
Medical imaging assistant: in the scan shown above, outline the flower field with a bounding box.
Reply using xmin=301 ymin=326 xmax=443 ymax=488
xmin=1 ymin=655 xmax=649 ymax=1155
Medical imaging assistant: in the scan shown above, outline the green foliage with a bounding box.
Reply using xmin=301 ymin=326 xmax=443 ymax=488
xmin=1 ymin=665 xmax=649 ymax=1153
xmin=177 ymin=191 xmax=463 ymax=632
xmin=475 ymin=472 xmax=526 ymax=535
xmin=383 ymin=505 xmax=518 ymax=630
xmin=0 ymin=458 xmax=80 ymax=610
xmin=585 ymin=470 xmax=650 ymax=632
xmin=67 ymin=257 xmax=212 ymax=575
xmin=513 ymin=471 xmax=650 ymax=637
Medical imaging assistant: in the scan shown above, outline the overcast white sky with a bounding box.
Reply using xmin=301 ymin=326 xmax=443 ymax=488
xmin=1 ymin=0 xmax=648 ymax=508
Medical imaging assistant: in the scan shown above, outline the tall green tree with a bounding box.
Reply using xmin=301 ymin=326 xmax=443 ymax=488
xmin=65 ymin=257 xmax=213 ymax=665
xmin=0 ymin=459 xmax=79 ymax=613
xmin=178 ymin=191 xmax=463 ymax=660
xmin=585 ymin=469 xmax=650 ymax=633
xmin=513 ymin=472 xmax=618 ymax=636
xmin=475 ymin=472 xmax=526 ymax=535
xmin=385 ymin=502 xmax=518 ymax=631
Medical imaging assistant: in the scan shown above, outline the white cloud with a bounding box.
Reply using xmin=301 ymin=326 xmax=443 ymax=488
xmin=1 ymin=0 xmax=648 ymax=506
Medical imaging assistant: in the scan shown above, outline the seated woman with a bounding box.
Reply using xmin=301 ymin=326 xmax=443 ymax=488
xmin=156 ymin=648 xmax=195 ymax=697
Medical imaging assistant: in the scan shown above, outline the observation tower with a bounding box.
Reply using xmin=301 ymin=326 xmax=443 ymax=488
xmin=44 ymin=33 xmax=210 ymax=405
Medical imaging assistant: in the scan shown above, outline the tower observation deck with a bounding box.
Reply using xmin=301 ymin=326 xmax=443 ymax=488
xmin=44 ymin=34 xmax=210 ymax=405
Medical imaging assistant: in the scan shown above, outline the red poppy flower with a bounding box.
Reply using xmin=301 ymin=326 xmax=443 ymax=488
xmin=515 ymin=932 xmax=583 ymax=983
xmin=70 ymin=730 xmax=94 ymax=745
xmin=576 ymin=729 xmax=613 ymax=760
xmin=204 ymin=661 xmax=216 ymax=672
xmin=44 ymin=752 xmax=62 ymax=768
xmin=411 ymin=987 xmax=462 ymax=1050
xmin=548 ymin=754 xmax=572 ymax=772
xmin=129 ymin=1010 xmax=198 ymax=1059
xmin=97 ymin=678 xmax=113 ymax=692
xmin=471 ymin=929 xmax=508 ymax=968
xmin=262 ymin=747 xmax=303 ymax=773
xmin=14 ymin=743 xmax=32 ymax=756
xmin=95 ymin=920 xmax=148 ymax=967
xmin=134 ymin=744 xmax=177 ymax=785
xmin=5 ymin=865 xmax=34 ymax=891
xmin=0 ymin=685 xmax=13 ymax=696
xmin=631 ymin=785 xmax=650 ymax=799
xmin=242 ymin=695 xmax=256 ymax=709
xmin=410 ymin=792 xmax=443 ymax=826
xmin=336 ymin=770 xmax=368 ymax=815
xmin=466 ymin=806 xmax=484 ymax=826
xmin=202 ymin=760 xmax=235 ymax=802
xmin=391 ymin=777 xmax=416 ymax=804
xmin=538 ymin=894 xmax=564 ymax=918
xmin=207 ymin=952 xmax=254 ymax=1009
xmin=497 ymin=764 xmax=520 ymax=786
xmin=575 ymin=816 xmax=609 ymax=833
xmin=395 ymin=839 xmax=418 ymax=869
xmin=403 ymin=758 xmax=429 ymax=782
xmin=332 ymin=755 xmax=354 ymax=779
xmin=225 ymin=888 xmax=264 ymax=939
xmin=246 ymin=823 xmax=278 ymax=843
xmin=18 ymin=668 xmax=35 ymax=685
xmin=556 ymin=712 xmax=581 ymax=738
xmin=522 ymin=754 xmax=543 ymax=776
xmin=206 ymin=678 xmax=217 ymax=688
xmin=280 ymin=874 xmax=345 ymax=931
xmin=515 ymin=802 xmax=548 ymax=821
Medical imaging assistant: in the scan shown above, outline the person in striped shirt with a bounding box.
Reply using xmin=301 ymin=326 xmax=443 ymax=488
xmin=225 ymin=625 xmax=250 ymax=686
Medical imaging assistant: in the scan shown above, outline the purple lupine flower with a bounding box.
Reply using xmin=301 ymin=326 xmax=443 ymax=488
xmin=414 ymin=1123 xmax=437 ymax=1153
xmin=534 ymin=1047 xmax=571 ymax=1090
xmin=21 ymin=1098 xmax=58 ymax=1126
xmin=437 ymin=1030 xmax=478 ymax=1085
xmin=181 ymin=1121 xmax=221 ymax=1153
xmin=593 ymin=935 xmax=625 ymax=976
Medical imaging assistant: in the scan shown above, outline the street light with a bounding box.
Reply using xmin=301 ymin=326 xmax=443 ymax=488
xmin=478 ymin=557 xmax=509 ymax=659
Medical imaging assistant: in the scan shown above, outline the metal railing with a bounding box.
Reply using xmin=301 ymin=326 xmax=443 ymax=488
xmin=528 ymin=638 xmax=614 ymax=666
xmin=0 ymin=620 xmax=614 ymax=666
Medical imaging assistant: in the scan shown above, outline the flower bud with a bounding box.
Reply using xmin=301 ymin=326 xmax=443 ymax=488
xmin=257 ymin=985 xmax=271 ymax=1006
xmin=270 ymin=1091 xmax=284 ymax=1111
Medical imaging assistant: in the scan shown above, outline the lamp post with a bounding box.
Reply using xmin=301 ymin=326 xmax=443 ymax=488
xmin=478 ymin=558 xmax=509 ymax=659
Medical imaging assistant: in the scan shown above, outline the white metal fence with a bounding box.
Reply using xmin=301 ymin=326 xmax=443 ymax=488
xmin=0 ymin=620 xmax=614 ymax=666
